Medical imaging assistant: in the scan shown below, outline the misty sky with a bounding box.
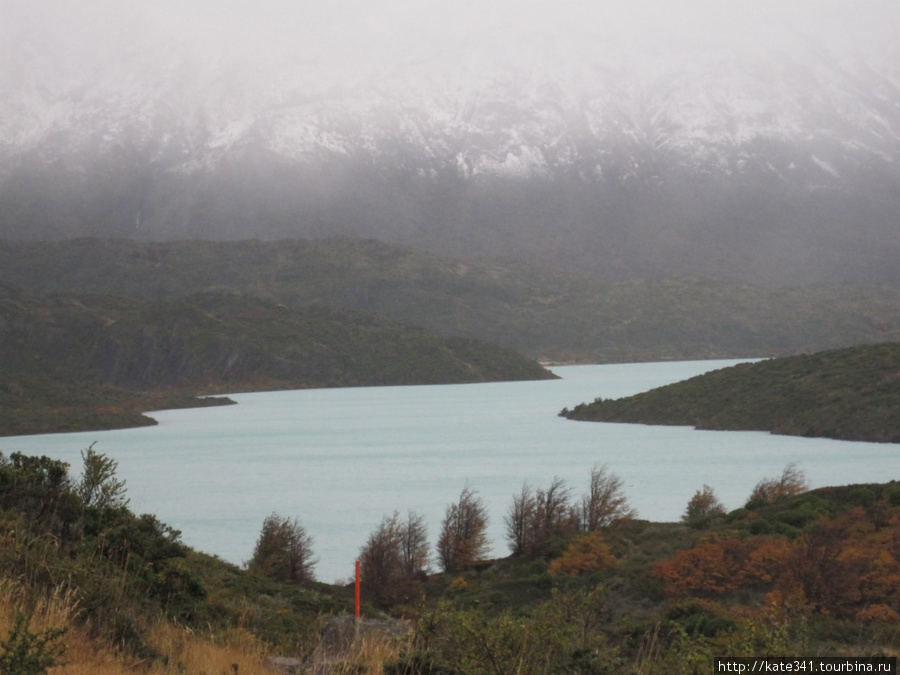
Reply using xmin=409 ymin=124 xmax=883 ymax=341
xmin=3 ymin=0 xmax=898 ymax=100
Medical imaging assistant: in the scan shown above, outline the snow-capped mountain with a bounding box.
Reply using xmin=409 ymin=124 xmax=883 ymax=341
xmin=2 ymin=0 xmax=899 ymax=286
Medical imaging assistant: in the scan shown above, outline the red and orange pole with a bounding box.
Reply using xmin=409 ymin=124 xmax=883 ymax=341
xmin=355 ymin=560 xmax=361 ymax=618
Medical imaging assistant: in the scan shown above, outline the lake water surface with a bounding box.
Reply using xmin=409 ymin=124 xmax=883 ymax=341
xmin=4 ymin=360 xmax=899 ymax=582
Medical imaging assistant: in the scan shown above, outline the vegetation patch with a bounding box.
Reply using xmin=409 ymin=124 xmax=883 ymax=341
xmin=562 ymin=342 xmax=900 ymax=442
xmin=3 ymin=238 xmax=900 ymax=363
xmin=0 ymin=283 xmax=554 ymax=436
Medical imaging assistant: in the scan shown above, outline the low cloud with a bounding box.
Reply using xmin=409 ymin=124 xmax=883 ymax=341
xmin=4 ymin=0 xmax=897 ymax=99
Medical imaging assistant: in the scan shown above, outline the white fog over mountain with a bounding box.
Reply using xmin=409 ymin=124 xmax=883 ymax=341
xmin=2 ymin=0 xmax=899 ymax=286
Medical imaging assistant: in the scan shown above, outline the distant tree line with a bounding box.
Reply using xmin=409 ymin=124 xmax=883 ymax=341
xmin=246 ymin=462 xmax=812 ymax=608
xmin=246 ymin=465 xmax=639 ymax=605
xmin=505 ymin=465 xmax=636 ymax=559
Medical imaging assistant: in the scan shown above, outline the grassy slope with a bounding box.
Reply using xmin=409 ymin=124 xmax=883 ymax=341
xmin=0 ymin=284 xmax=554 ymax=436
xmin=2 ymin=238 xmax=900 ymax=362
xmin=0 ymin=450 xmax=353 ymax=673
xmin=563 ymin=342 xmax=900 ymax=443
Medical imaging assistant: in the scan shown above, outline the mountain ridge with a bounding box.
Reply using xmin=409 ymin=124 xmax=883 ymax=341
xmin=3 ymin=3 xmax=900 ymax=285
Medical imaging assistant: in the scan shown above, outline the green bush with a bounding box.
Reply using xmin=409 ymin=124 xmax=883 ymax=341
xmin=848 ymin=487 xmax=876 ymax=508
xmin=384 ymin=651 xmax=459 ymax=675
xmin=748 ymin=519 xmax=771 ymax=535
xmin=666 ymin=599 xmax=737 ymax=638
xmin=0 ymin=612 xmax=66 ymax=675
xmin=884 ymin=485 xmax=900 ymax=506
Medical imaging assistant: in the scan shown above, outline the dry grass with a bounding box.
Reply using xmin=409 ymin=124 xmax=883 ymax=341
xmin=1 ymin=579 xmax=406 ymax=674
xmin=308 ymin=617 xmax=413 ymax=675
xmin=142 ymin=621 xmax=271 ymax=675
xmin=354 ymin=630 xmax=409 ymax=671
xmin=0 ymin=581 xmax=273 ymax=675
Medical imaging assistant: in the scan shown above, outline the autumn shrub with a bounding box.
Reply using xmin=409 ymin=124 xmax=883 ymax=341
xmin=548 ymin=532 xmax=616 ymax=577
xmin=652 ymin=496 xmax=900 ymax=626
xmin=744 ymin=536 xmax=793 ymax=585
xmin=856 ymin=604 xmax=900 ymax=624
xmin=652 ymin=537 xmax=748 ymax=598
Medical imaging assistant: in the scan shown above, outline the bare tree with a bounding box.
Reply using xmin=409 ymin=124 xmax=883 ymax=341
xmin=360 ymin=510 xmax=430 ymax=605
xmin=747 ymin=463 xmax=808 ymax=505
xmin=437 ymin=485 xmax=490 ymax=572
xmin=248 ymin=513 xmax=316 ymax=584
xmin=506 ymin=477 xmax=578 ymax=558
xmin=399 ymin=510 xmax=430 ymax=577
xmin=360 ymin=512 xmax=402 ymax=602
xmin=580 ymin=464 xmax=636 ymax=531
xmin=505 ymin=482 xmax=537 ymax=557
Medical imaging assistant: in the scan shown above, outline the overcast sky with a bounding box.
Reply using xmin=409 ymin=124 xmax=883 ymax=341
xmin=3 ymin=0 xmax=899 ymax=97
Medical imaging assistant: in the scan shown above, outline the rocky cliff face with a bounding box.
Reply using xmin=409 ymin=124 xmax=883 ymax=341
xmin=2 ymin=1 xmax=899 ymax=285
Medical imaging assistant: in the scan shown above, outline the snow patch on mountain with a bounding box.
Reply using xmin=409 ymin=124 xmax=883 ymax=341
xmin=2 ymin=1 xmax=899 ymax=193
xmin=811 ymin=155 xmax=840 ymax=179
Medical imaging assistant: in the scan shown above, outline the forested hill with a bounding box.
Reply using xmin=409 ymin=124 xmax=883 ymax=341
xmin=0 ymin=284 xmax=554 ymax=436
xmin=562 ymin=342 xmax=900 ymax=443
xmin=3 ymin=238 xmax=900 ymax=363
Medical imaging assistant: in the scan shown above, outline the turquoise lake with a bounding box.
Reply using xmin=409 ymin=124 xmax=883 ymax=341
xmin=4 ymin=360 xmax=898 ymax=582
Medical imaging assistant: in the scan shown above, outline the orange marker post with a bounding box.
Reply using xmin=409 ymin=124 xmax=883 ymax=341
xmin=355 ymin=560 xmax=361 ymax=618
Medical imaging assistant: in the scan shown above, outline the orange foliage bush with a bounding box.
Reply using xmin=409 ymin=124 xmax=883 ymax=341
xmin=651 ymin=537 xmax=747 ymax=598
xmin=745 ymin=536 xmax=792 ymax=585
xmin=856 ymin=604 xmax=900 ymax=623
xmin=548 ymin=532 xmax=616 ymax=577
xmin=654 ymin=501 xmax=900 ymax=620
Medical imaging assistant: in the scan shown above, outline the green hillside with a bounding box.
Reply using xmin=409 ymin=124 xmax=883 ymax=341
xmin=562 ymin=342 xmax=900 ymax=443
xmin=0 ymin=284 xmax=554 ymax=436
xmin=3 ymin=238 xmax=900 ymax=362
